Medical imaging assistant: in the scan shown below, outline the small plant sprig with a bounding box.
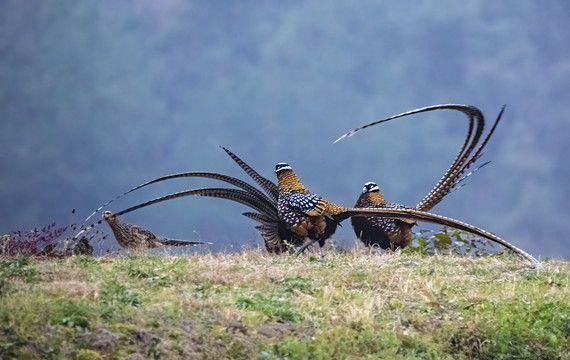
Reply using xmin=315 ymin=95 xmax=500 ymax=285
xmin=404 ymin=226 xmax=497 ymax=256
xmin=1 ymin=219 xmax=98 ymax=257
xmin=1 ymin=222 xmax=67 ymax=257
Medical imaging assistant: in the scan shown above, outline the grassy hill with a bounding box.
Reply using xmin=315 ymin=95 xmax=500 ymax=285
xmin=0 ymin=250 xmax=568 ymax=359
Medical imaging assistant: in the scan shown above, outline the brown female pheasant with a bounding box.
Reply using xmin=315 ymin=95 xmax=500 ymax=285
xmin=103 ymin=211 xmax=211 ymax=252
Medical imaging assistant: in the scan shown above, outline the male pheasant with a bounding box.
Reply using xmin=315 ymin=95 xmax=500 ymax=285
xmin=352 ymin=182 xmax=415 ymax=249
xmin=275 ymin=162 xmax=351 ymax=252
xmin=272 ymin=162 xmax=539 ymax=270
xmin=105 ymin=161 xmax=540 ymax=268
xmin=339 ymin=104 xmax=504 ymax=249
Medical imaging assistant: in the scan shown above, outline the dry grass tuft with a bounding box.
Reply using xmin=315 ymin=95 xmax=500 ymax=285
xmin=0 ymin=251 xmax=568 ymax=359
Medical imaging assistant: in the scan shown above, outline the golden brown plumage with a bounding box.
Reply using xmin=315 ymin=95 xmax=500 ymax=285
xmin=96 ymin=149 xmax=539 ymax=268
xmin=352 ymin=182 xmax=415 ymax=249
xmin=275 ymin=163 xmax=352 ymax=252
xmin=107 ymin=171 xmax=541 ymax=268
xmin=272 ymin=163 xmax=540 ymax=269
xmin=344 ymin=105 xmax=504 ymax=249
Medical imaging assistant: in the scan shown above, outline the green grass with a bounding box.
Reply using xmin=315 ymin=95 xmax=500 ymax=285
xmin=0 ymin=251 xmax=568 ymax=359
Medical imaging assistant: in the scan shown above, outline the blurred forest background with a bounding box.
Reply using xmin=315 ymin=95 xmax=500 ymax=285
xmin=1 ymin=1 xmax=568 ymax=259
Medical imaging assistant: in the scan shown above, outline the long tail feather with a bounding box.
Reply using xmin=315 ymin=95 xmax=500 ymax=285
xmin=417 ymin=105 xmax=505 ymax=210
xmin=242 ymin=211 xmax=276 ymax=225
xmin=104 ymin=185 xmax=539 ymax=268
xmin=84 ymin=171 xmax=273 ymax=223
xmin=159 ymin=238 xmax=212 ymax=246
xmin=414 ymin=105 xmax=485 ymax=210
xmin=349 ymin=207 xmax=540 ymax=270
xmin=443 ymin=161 xmax=492 ymax=199
xmin=107 ymin=188 xmax=280 ymax=223
xmin=221 ymin=146 xmax=279 ymax=202
xmin=334 ymin=104 xmax=483 ymax=145
xmin=333 ymin=104 xmax=487 ymax=210
xmin=333 ymin=104 xmax=506 ymax=212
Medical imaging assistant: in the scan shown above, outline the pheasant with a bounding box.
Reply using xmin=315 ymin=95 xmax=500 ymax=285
xmin=338 ymin=104 xmax=504 ymax=249
xmin=275 ymin=162 xmax=353 ymax=253
xmin=272 ymin=162 xmax=540 ymax=269
xmin=220 ymin=147 xmax=303 ymax=252
xmin=104 ymin=163 xmax=540 ymax=269
xmin=352 ymin=182 xmax=415 ymax=249
xmin=83 ymin=148 xmax=301 ymax=253
xmin=275 ymin=163 xmax=414 ymax=253
xmin=102 ymin=211 xmax=211 ymax=252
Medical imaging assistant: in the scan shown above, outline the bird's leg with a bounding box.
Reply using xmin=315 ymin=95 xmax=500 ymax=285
xmin=296 ymin=239 xmax=317 ymax=256
xmin=319 ymin=242 xmax=327 ymax=260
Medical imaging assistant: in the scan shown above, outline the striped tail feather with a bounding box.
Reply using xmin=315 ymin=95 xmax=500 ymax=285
xmin=417 ymin=105 xmax=505 ymax=211
xmin=242 ymin=211 xmax=276 ymax=225
xmin=104 ymin=185 xmax=540 ymax=269
xmin=413 ymin=105 xmax=485 ymax=210
xmin=84 ymin=171 xmax=273 ymax=223
xmin=334 ymin=104 xmax=485 ymax=145
xmin=158 ymin=238 xmax=212 ymax=246
xmin=106 ymin=188 xmax=276 ymax=221
xmin=104 ymin=187 xmax=295 ymax=253
xmin=221 ymin=146 xmax=279 ymax=202
xmin=333 ymin=104 xmax=491 ymax=211
xmin=349 ymin=207 xmax=540 ymax=270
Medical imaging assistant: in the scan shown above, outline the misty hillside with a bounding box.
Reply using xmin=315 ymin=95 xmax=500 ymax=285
xmin=1 ymin=1 xmax=569 ymax=258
